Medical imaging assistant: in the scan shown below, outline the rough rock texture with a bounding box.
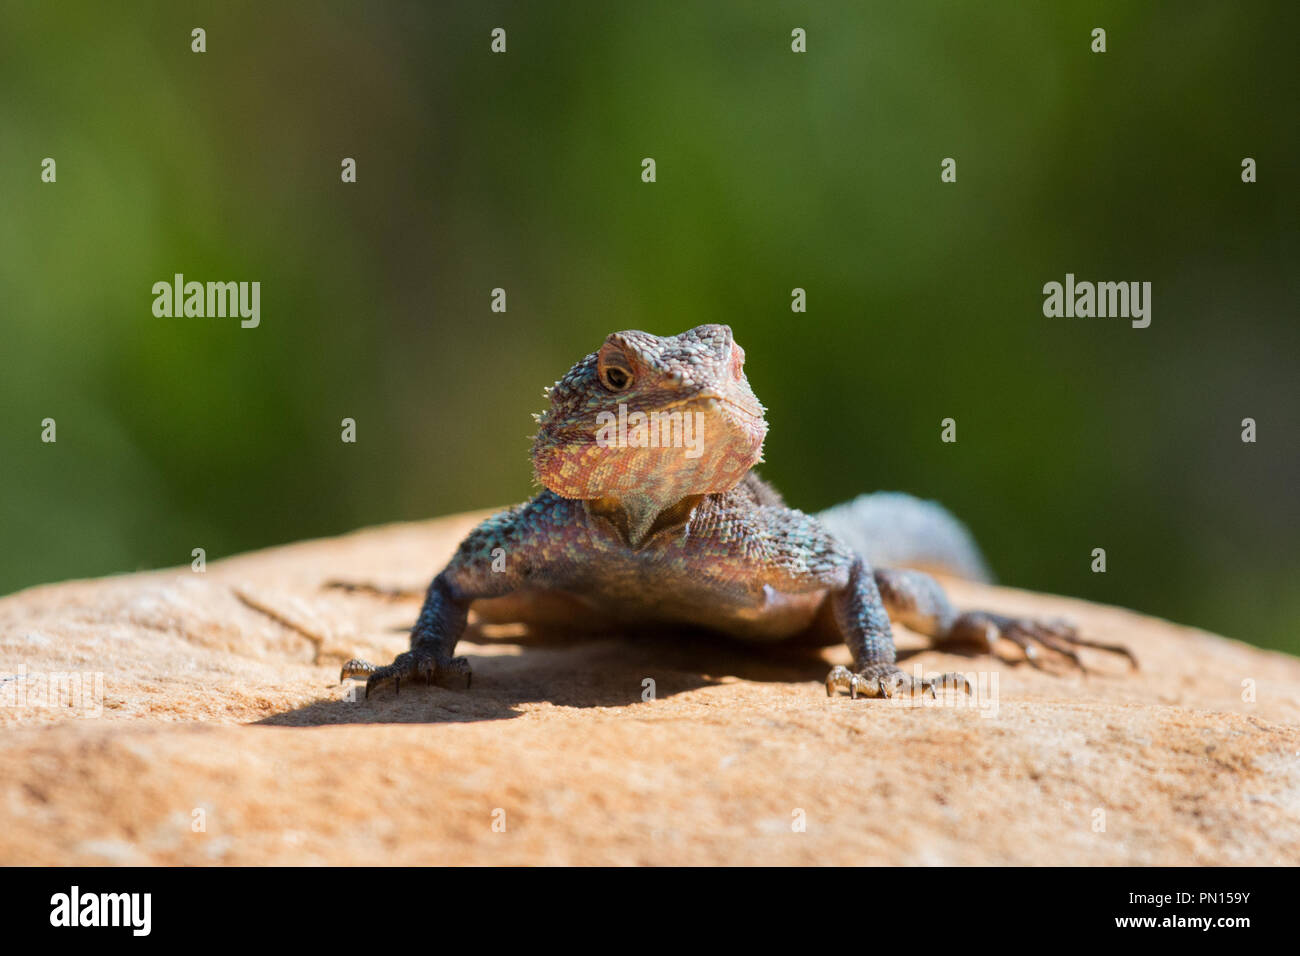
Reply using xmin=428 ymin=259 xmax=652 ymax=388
xmin=1 ymin=511 xmax=1298 ymax=865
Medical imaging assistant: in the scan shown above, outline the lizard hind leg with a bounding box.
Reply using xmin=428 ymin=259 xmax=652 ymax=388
xmin=946 ymin=611 xmax=1138 ymax=671
xmin=874 ymin=567 xmax=1138 ymax=672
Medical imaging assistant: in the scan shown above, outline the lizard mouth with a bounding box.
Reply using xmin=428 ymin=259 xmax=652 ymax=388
xmin=652 ymin=391 xmax=766 ymax=423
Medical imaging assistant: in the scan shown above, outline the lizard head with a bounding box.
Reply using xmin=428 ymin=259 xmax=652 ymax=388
xmin=531 ymin=324 xmax=767 ymax=516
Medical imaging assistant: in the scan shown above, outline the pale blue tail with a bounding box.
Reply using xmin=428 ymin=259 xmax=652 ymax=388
xmin=816 ymin=491 xmax=993 ymax=583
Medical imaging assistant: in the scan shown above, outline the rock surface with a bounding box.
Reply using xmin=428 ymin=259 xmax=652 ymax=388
xmin=1 ymin=511 xmax=1298 ymax=865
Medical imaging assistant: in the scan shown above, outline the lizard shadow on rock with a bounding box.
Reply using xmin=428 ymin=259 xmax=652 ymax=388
xmin=256 ymin=623 xmax=835 ymax=727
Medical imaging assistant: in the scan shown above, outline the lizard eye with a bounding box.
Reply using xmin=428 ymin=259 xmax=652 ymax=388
xmin=600 ymin=366 xmax=632 ymax=391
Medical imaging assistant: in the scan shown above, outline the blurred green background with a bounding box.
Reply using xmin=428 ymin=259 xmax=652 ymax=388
xmin=1 ymin=2 xmax=1296 ymax=650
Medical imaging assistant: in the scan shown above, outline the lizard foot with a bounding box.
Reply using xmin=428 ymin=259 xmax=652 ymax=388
xmin=945 ymin=611 xmax=1137 ymax=672
xmin=339 ymin=652 xmax=472 ymax=698
xmin=825 ymin=663 xmax=971 ymax=700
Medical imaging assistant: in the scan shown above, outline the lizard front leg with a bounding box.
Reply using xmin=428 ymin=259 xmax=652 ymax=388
xmin=339 ymin=570 xmax=475 ymax=696
xmin=824 ymin=558 xmax=972 ymax=698
xmin=339 ymin=500 xmax=554 ymax=698
xmin=872 ymin=567 xmax=1137 ymax=671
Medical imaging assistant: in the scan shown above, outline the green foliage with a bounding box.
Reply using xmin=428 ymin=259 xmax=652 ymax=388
xmin=1 ymin=1 xmax=1295 ymax=649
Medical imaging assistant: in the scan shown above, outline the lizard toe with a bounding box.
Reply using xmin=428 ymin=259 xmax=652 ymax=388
xmin=951 ymin=611 xmax=1137 ymax=672
xmin=825 ymin=664 xmax=971 ymax=700
xmin=356 ymin=651 xmax=473 ymax=698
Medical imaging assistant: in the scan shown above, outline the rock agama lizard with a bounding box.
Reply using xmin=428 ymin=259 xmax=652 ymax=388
xmin=340 ymin=325 xmax=1134 ymax=699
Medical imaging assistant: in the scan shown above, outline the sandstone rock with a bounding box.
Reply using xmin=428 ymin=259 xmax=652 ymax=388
xmin=1 ymin=511 xmax=1297 ymax=865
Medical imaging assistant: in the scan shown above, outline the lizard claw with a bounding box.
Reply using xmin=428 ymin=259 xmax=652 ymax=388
xmin=826 ymin=664 xmax=971 ymax=700
xmin=340 ymin=658 xmax=376 ymax=684
xmin=947 ymin=612 xmax=1137 ymax=672
xmin=340 ymin=652 xmax=473 ymax=698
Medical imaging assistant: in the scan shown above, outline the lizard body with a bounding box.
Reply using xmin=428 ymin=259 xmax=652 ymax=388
xmin=341 ymin=325 xmax=1134 ymax=699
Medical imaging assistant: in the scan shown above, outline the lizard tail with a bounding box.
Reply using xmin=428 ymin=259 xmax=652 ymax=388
xmin=815 ymin=491 xmax=994 ymax=584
